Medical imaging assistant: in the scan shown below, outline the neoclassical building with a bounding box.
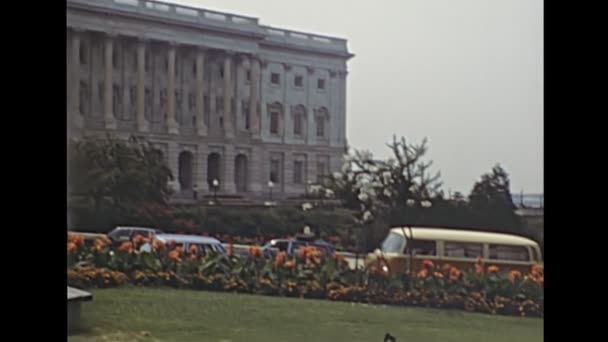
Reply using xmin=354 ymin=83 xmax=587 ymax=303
xmin=67 ymin=0 xmax=353 ymax=200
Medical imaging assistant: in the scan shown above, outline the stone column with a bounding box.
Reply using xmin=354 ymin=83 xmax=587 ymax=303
xmin=235 ymin=55 xmax=245 ymax=132
xmin=136 ymin=39 xmax=148 ymax=132
xmin=198 ymin=145 xmax=209 ymax=192
xmin=223 ymin=53 xmax=234 ymax=138
xmin=223 ymin=145 xmax=237 ymax=193
xmin=167 ymin=43 xmax=179 ymax=134
xmin=70 ymin=30 xmax=84 ymax=131
xmin=104 ymin=34 xmax=116 ymax=129
xmin=71 ymin=31 xmax=80 ymax=116
xmin=249 ymin=146 xmax=263 ymax=193
xmin=196 ymin=49 xmax=207 ymax=136
xmin=249 ymin=56 xmax=260 ymax=138
xmin=307 ymin=107 xmax=315 ymax=145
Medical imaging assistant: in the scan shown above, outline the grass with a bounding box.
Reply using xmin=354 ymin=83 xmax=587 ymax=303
xmin=69 ymin=288 xmax=543 ymax=342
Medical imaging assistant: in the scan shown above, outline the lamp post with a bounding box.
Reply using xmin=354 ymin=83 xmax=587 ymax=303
xmin=193 ymin=183 xmax=198 ymax=200
xmin=268 ymin=180 xmax=274 ymax=202
xmin=212 ymin=179 xmax=219 ymax=203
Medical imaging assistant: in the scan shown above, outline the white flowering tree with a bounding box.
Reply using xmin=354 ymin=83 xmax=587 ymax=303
xmin=314 ymin=135 xmax=443 ymax=251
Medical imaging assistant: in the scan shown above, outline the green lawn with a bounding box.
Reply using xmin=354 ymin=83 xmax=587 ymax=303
xmin=69 ymin=288 xmax=543 ymax=342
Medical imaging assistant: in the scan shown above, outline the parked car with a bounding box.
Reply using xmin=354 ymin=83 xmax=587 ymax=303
xmin=260 ymin=234 xmax=335 ymax=258
xmin=140 ymin=234 xmax=227 ymax=256
xmin=107 ymin=226 xmax=163 ymax=245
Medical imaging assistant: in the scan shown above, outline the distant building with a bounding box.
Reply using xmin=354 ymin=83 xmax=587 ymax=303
xmin=66 ymin=0 xmax=354 ymax=201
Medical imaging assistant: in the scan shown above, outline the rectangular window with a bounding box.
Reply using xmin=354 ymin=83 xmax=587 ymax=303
xmin=444 ymin=242 xmax=483 ymax=259
xmin=316 ymin=161 xmax=326 ymax=183
xmin=271 ymin=73 xmax=280 ymax=85
xmin=294 ymin=161 xmax=303 ymax=184
xmin=270 ymin=159 xmax=280 ymax=183
xmin=112 ymin=49 xmax=119 ymax=69
xmin=316 ymin=116 xmax=325 ymax=137
xmin=270 ymin=111 xmax=279 ymax=134
xmin=317 ymin=78 xmax=325 ymax=90
xmin=79 ymin=43 xmax=87 ymax=65
xmin=294 ymin=75 xmax=303 ymax=87
xmin=188 ymin=92 xmax=195 ymax=112
xmin=216 ymin=96 xmax=224 ymax=113
xmin=219 ymin=66 xmax=224 ymax=79
xmin=489 ymin=245 xmax=530 ymax=262
xmin=294 ymin=114 xmax=303 ymax=136
xmin=79 ymin=81 xmax=88 ymax=115
xmin=246 ymin=70 xmax=251 ymax=82
xmin=193 ymin=61 xmax=197 ymax=76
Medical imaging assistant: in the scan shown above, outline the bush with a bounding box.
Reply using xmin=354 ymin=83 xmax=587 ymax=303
xmin=67 ymin=233 xmax=543 ymax=317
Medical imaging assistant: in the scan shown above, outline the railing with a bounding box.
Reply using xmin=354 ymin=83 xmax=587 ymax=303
xmin=261 ymin=26 xmax=348 ymax=51
xmin=70 ymin=0 xmax=259 ymax=27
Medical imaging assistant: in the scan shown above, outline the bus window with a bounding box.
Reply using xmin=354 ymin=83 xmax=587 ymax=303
xmin=489 ymin=245 xmax=529 ymax=262
xmin=444 ymin=242 xmax=483 ymax=259
xmin=408 ymin=239 xmax=437 ymax=256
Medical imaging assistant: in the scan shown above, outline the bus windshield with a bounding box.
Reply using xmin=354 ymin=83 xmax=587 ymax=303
xmin=381 ymin=232 xmax=405 ymax=253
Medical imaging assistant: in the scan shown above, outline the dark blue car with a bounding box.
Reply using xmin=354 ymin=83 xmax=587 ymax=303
xmin=261 ymin=235 xmax=335 ymax=258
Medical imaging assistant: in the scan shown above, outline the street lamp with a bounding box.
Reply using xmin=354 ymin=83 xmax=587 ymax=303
xmin=212 ymin=179 xmax=219 ymax=203
xmin=268 ymin=180 xmax=274 ymax=202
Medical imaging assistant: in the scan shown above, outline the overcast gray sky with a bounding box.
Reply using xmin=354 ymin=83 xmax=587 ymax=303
xmin=166 ymin=0 xmax=543 ymax=195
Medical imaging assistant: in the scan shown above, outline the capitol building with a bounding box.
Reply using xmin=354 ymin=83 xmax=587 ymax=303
xmin=67 ymin=0 xmax=354 ymax=200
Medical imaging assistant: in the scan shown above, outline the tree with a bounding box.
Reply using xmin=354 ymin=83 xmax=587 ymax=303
xmin=468 ymin=164 xmax=523 ymax=233
xmin=317 ymin=135 xmax=443 ymax=251
xmin=68 ymin=134 xmax=173 ymax=212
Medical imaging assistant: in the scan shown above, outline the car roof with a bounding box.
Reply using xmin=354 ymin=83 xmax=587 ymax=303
xmin=114 ymin=226 xmax=161 ymax=231
xmin=389 ymin=227 xmax=539 ymax=247
xmin=268 ymin=239 xmax=333 ymax=247
xmin=155 ymin=234 xmax=222 ymax=244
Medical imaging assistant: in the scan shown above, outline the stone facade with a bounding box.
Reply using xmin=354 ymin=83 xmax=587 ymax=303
xmin=67 ymin=0 xmax=353 ymax=200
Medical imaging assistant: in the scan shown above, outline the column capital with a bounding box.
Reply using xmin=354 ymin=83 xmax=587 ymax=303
xmin=306 ymin=66 xmax=315 ymax=75
xmin=105 ymin=32 xmax=118 ymax=40
xmin=329 ymin=69 xmax=338 ymax=78
xmin=168 ymin=41 xmax=179 ymax=48
xmin=72 ymin=26 xmax=85 ymax=34
xmin=282 ymin=63 xmax=292 ymax=71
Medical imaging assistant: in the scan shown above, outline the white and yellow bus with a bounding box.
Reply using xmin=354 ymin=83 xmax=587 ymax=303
xmin=367 ymin=227 xmax=542 ymax=275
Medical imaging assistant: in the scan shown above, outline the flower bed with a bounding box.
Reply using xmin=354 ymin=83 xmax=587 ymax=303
xmin=67 ymin=234 xmax=543 ymax=317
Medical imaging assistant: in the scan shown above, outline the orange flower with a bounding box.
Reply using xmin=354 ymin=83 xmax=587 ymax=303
xmin=189 ymin=254 xmax=197 ymax=262
xmin=422 ymin=260 xmax=435 ymax=269
xmin=168 ymin=250 xmax=181 ymax=263
xmin=417 ymin=268 xmax=429 ymax=278
xmin=433 ymin=271 xmax=443 ymax=279
xmin=175 ymin=246 xmax=184 ymax=255
xmin=94 ymin=238 xmax=108 ymax=252
xmin=536 ymin=276 xmax=544 ymax=285
xmin=68 ymin=234 xmax=85 ymax=246
xmin=531 ymin=264 xmax=543 ymax=277
xmin=297 ymin=248 xmax=306 ymax=259
xmin=249 ymin=246 xmax=262 ymax=258
xmin=118 ymin=241 xmax=133 ymax=253
xmin=441 ymin=263 xmax=452 ymax=272
xmin=274 ymin=251 xmax=287 ymax=268
xmin=189 ymin=244 xmax=198 ymax=255
xmin=508 ymin=270 xmax=522 ymax=283
xmin=449 ymin=267 xmax=461 ymax=283
xmin=153 ymin=239 xmax=165 ymax=251
xmin=133 ymin=234 xmax=145 ymax=247
xmin=487 ymin=265 xmax=499 ymax=274
xmin=284 ymin=260 xmax=296 ymax=269
xmin=67 ymin=242 xmax=77 ymax=254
